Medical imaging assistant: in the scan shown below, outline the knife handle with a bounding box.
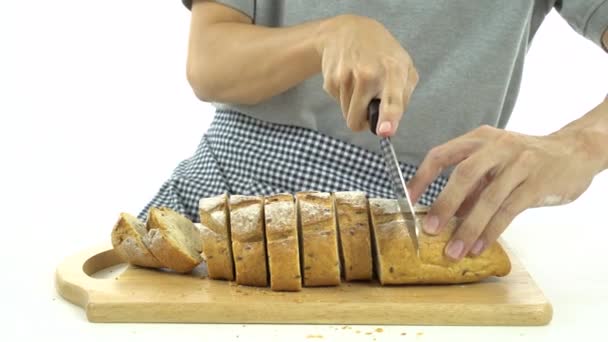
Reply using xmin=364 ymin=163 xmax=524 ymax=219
xmin=368 ymin=98 xmax=381 ymax=136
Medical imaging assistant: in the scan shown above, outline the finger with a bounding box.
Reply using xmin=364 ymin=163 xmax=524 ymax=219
xmin=454 ymin=175 xmax=490 ymax=219
xmin=347 ymin=67 xmax=381 ymax=132
xmin=445 ymin=164 xmax=528 ymax=261
xmin=454 ymin=171 xmax=497 ymax=218
xmin=408 ymin=65 xmax=420 ymax=90
xmin=377 ymin=68 xmax=407 ymax=137
xmin=425 ymin=146 xmax=503 ymax=237
xmin=408 ymin=137 xmax=482 ymax=204
xmin=400 ymin=65 xmax=419 ymax=117
xmin=339 ymin=69 xmax=354 ymax=121
xmin=321 ymin=58 xmax=340 ymax=101
xmin=473 ymin=182 xmax=535 ymax=256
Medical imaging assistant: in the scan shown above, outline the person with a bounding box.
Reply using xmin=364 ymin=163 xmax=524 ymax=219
xmin=140 ymin=0 xmax=608 ymax=261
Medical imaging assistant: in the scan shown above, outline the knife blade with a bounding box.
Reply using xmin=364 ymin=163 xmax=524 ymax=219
xmin=368 ymin=99 xmax=420 ymax=256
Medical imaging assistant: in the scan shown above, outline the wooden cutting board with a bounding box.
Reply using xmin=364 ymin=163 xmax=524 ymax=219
xmin=55 ymin=243 xmax=552 ymax=325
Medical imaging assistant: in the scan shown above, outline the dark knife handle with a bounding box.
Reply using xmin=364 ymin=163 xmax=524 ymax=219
xmin=368 ymin=98 xmax=381 ymax=136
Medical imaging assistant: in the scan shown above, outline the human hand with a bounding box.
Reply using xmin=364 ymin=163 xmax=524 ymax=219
xmin=407 ymin=125 xmax=605 ymax=261
xmin=316 ymin=15 xmax=418 ymax=137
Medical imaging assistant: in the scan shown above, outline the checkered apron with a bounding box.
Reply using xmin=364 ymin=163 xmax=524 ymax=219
xmin=138 ymin=110 xmax=448 ymax=222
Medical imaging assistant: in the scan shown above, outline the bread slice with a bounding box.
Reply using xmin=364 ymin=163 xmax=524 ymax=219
xmin=111 ymin=212 xmax=163 ymax=268
xmin=369 ymin=198 xmax=511 ymax=285
xmin=146 ymin=207 xmax=203 ymax=273
xmin=229 ymin=195 xmax=268 ymax=287
xmin=334 ymin=191 xmax=373 ymax=281
xmin=199 ymin=194 xmax=234 ymax=280
xmin=264 ymin=193 xmax=302 ymax=291
xmin=296 ymin=192 xmax=341 ymax=286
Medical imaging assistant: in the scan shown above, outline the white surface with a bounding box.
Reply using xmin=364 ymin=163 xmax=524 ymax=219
xmin=1 ymin=1 xmax=607 ymax=341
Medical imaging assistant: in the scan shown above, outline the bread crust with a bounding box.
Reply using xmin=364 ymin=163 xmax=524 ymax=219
xmin=199 ymin=194 xmax=235 ymax=280
xmin=334 ymin=191 xmax=373 ymax=281
xmin=264 ymin=193 xmax=302 ymax=291
xmin=296 ymin=192 xmax=341 ymax=286
xmin=229 ymin=195 xmax=268 ymax=287
xmin=146 ymin=207 xmax=203 ymax=274
xmin=111 ymin=212 xmax=163 ymax=268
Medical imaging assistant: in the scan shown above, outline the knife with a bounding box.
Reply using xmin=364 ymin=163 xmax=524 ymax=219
xmin=368 ymin=99 xmax=420 ymax=256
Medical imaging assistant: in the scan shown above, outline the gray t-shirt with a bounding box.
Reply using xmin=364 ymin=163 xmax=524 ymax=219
xmin=182 ymin=0 xmax=608 ymax=171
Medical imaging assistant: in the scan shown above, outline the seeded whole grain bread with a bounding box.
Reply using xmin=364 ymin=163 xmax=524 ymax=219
xmin=199 ymin=194 xmax=235 ymax=280
xmin=368 ymin=198 xmax=511 ymax=285
xmin=334 ymin=191 xmax=373 ymax=281
xmin=229 ymin=195 xmax=268 ymax=287
xmin=111 ymin=212 xmax=163 ymax=268
xmin=264 ymin=193 xmax=302 ymax=291
xmin=112 ymin=194 xmax=512 ymax=287
xmin=296 ymin=192 xmax=341 ymax=286
xmin=146 ymin=207 xmax=203 ymax=274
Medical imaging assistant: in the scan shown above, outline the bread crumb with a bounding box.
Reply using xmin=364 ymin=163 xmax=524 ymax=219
xmin=355 ymin=330 xmax=361 ymax=334
xmin=375 ymin=328 xmax=383 ymax=333
xmin=305 ymin=335 xmax=323 ymax=339
xmin=365 ymin=332 xmax=372 ymax=335
xmin=401 ymin=332 xmax=407 ymax=336
xmin=417 ymin=332 xmax=424 ymax=336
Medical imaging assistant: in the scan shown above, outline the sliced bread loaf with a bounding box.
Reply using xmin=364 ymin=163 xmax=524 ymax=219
xmin=229 ymin=195 xmax=268 ymax=287
xmin=296 ymin=192 xmax=341 ymax=286
xmin=111 ymin=212 xmax=163 ymax=268
xmin=146 ymin=207 xmax=203 ymax=273
xmin=264 ymin=193 xmax=302 ymax=291
xmin=199 ymin=194 xmax=234 ymax=280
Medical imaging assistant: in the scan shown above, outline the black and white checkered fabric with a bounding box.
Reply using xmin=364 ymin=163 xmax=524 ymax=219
xmin=138 ymin=110 xmax=448 ymax=222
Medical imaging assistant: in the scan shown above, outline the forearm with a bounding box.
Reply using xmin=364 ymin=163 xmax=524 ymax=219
xmin=551 ymin=98 xmax=608 ymax=173
xmin=187 ymin=4 xmax=324 ymax=104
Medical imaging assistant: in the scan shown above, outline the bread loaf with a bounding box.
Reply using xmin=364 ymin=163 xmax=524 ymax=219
xmin=296 ymin=192 xmax=341 ymax=286
xmin=369 ymin=198 xmax=511 ymax=284
xmin=264 ymin=193 xmax=302 ymax=291
xmin=112 ymin=193 xmax=512 ymax=288
xmin=229 ymin=195 xmax=268 ymax=287
xmin=111 ymin=212 xmax=163 ymax=268
xmin=146 ymin=207 xmax=203 ymax=273
xmin=199 ymin=194 xmax=234 ymax=280
xmin=334 ymin=191 xmax=373 ymax=281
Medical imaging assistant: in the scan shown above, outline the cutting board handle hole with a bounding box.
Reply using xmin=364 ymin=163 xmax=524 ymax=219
xmin=82 ymin=248 xmax=127 ymax=279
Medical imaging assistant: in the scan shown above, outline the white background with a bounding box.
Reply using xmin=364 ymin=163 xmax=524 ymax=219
xmin=1 ymin=1 xmax=607 ymax=341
